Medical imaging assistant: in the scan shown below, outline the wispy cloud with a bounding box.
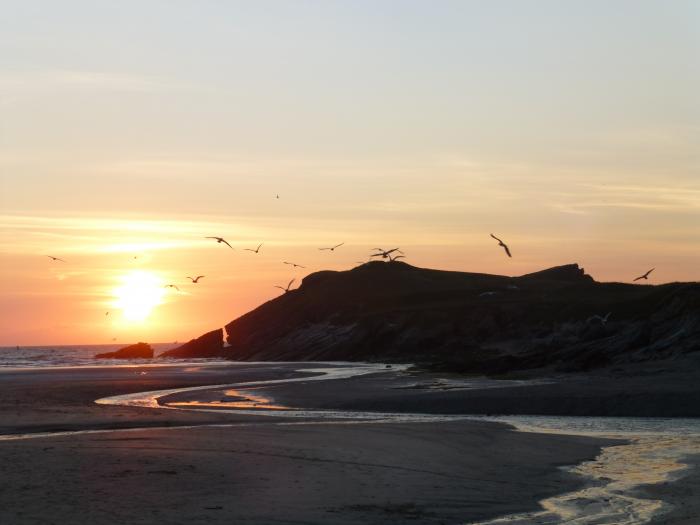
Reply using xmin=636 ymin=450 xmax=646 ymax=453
xmin=550 ymin=183 xmax=700 ymax=215
xmin=0 ymin=69 xmax=169 ymax=93
xmin=0 ymin=213 xmax=382 ymax=255
xmin=0 ymin=214 xmax=233 ymax=254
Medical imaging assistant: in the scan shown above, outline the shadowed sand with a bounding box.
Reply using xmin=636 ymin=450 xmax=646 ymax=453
xmin=0 ymin=423 xmax=612 ymax=523
xmin=0 ymin=363 xmax=619 ymax=524
xmin=0 ymin=420 xmax=611 ymax=524
xmin=646 ymin=456 xmax=700 ymax=525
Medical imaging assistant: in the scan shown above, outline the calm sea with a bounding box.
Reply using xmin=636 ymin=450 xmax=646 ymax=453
xmin=0 ymin=344 xmax=228 ymax=369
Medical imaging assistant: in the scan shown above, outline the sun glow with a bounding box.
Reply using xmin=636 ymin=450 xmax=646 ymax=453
xmin=113 ymin=270 xmax=166 ymax=321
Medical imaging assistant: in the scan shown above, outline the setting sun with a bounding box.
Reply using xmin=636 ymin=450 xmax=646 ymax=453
xmin=113 ymin=270 xmax=166 ymax=321
xmin=1 ymin=4 xmax=699 ymax=525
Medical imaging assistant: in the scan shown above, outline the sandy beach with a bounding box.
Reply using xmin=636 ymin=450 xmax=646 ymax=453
xmin=0 ymin=419 xmax=611 ymax=524
xmin=646 ymin=456 xmax=700 ymax=525
xmin=0 ymin=362 xmax=624 ymax=525
xmin=4 ymin=0 xmax=698 ymax=522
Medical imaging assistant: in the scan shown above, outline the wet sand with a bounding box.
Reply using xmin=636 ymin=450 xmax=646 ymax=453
xmin=260 ymin=359 xmax=700 ymax=418
xmin=157 ymin=373 xmax=700 ymax=525
xmin=0 ymin=363 xmax=310 ymax=435
xmin=0 ymin=419 xmax=611 ymax=524
xmin=647 ymin=456 xmax=700 ymax=525
xmin=0 ymin=363 xmax=617 ymax=524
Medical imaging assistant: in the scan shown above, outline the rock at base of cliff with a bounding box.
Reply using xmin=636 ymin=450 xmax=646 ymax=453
xmin=159 ymin=328 xmax=224 ymax=358
xmin=95 ymin=342 xmax=154 ymax=359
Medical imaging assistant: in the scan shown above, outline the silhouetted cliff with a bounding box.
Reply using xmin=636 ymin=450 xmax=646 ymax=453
xmin=200 ymin=262 xmax=698 ymax=373
xmin=159 ymin=329 xmax=224 ymax=358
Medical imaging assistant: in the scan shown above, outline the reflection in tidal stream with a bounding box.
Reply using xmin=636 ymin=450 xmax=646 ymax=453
xmin=468 ymin=417 xmax=700 ymax=525
xmin=165 ymin=389 xmax=292 ymax=411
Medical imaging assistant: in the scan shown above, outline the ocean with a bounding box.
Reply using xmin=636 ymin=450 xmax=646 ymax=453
xmin=0 ymin=344 xmax=228 ymax=369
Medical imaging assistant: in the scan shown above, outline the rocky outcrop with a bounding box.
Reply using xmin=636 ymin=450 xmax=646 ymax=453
xmin=95 ymin=342 xmax=153 ymax=359
xmin=159 ymin=328 xmax=224 ymax=358
xmin=519 ymin=263 xmax=595 ymax=284
xmin=181 ymin=261 xmax=698 ymax=373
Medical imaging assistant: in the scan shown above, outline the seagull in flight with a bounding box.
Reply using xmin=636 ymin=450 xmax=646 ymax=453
xmin=187 ymin=275 xmax=205 ymax=283
xmin=586 ymin=312 xmax=611 ymax=325
xmin=633 ymin=268 xmax=655 ymax=282
xmin=319 ymin=242 xmax=344 ymax=251
xmin=164 ymin=284 xmax=180 ymax=291
xmin=371 ymin=248 xmax=402 ymax=259
xmin=490 ymin=234 xmax=512 ymax=258
xmin=284 ymin=262 xmax=306 ymax=269
xmin=46 ymin=255 xmax=66 ymax=262
xmin=274 ymin=279 xmax=296 ymax=293
xmin=244 ymin=243 xmax=263 ymax=254
xmin=205 ymin=236 xmax=234 ymax=250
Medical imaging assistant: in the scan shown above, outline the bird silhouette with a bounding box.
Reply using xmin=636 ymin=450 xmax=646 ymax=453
xmin=586 ymin=312 xmax=611 ymax=325
xmin=283 ymin=262 xmax=306 ymax=269
xmin=633 ymin=268 xmax=655 ymax=282
xmin=205 ymin=236 xmax=234 ymax=249
xmin=46 ymin=255 xmax=66 ymax=262
xmin=274 ymin=279 xmax=296 ymax=293
xmin=319 ymin=243 xmax=344 ymax=251
xmin=490 ymin=234 xmax=512 ymax=258
xmin=389 ymin=254 xmax=405 ymax=262
xmin=244 ymin=243 xmax=263 ymax=254
xmin=164 ymin=284 xmax=180 ymax=291
xmin=371 ymin=248 xmax=402 ymax=259
xmin=187 ymin=275 xmax=205 ymax=283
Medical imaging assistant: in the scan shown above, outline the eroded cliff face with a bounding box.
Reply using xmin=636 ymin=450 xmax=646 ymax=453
xmin=185 ymin=261 xmax=697 ymax=373
xmin=159 ymin=328 xmax=224 ymax=358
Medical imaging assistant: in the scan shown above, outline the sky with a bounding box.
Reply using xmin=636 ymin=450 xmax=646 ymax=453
xmin=1 ymin=0 xmax=698 ymax=345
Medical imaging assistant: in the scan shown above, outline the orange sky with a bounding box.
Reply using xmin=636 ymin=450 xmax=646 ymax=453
xmin=1 ymin=206 xmax=697 ymax=345
xmin=1 ymin=1 xmax=698 ymax=345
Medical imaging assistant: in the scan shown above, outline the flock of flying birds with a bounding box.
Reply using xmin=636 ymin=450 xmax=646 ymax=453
xmin=45 ymin=230 xmax=656 ymax=306
xmin=196 ymin=239 xmax=407 ymax=294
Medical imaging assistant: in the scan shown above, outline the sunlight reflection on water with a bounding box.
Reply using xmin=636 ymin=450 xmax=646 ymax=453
xmin=466 ymin=416 xmax=700 ymax=525
xmin=166 ymin=389 xmax=292 ymax=410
